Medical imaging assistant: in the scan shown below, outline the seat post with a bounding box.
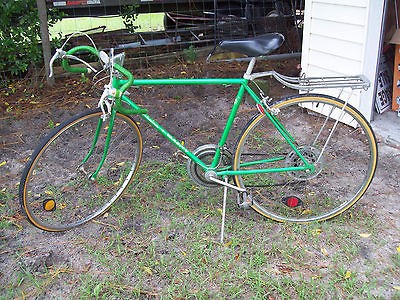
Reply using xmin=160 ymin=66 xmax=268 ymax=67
xmin=244 ymin=57 xmax=257 ymax=79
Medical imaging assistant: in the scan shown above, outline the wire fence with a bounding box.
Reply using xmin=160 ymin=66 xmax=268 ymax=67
xmin=51 ymin=0 xmax=303 ymax=51
xmin=1 ymin=0 xmax=304 ymax=83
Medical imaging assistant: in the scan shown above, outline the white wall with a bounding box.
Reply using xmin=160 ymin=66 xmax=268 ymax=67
xmin=301 ymin=0 xmax=385 ymax=121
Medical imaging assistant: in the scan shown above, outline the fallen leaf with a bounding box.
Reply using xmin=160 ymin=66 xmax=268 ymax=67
xmin=344 ymin=270 xmax=352 ymax=279
xmin=277 ymin=265 xmax=294 ymax=274
xmin=0 ymin=161 xmax=6 ymax=167
xmin=301 ymin=209 xmax=312 ymax=215
xmin=224 ymin=240 xmax=233 ymax=247
xmin=397 ymin=245 xmax=400 ymax=253
xmin=312 ymin=228 xmax=322 ymax=236
xmin=142 ymin=266 xmax=153 ymax=276
xmin=394 ymin=286 xmax=400 ymax=290
xmin=321 ymin=247 xmax=329 ymax=257
xmin=359 ymin=233 xmax=371 ymax=238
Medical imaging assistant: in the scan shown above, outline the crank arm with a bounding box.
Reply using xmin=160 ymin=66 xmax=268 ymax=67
xmin=207 ymin=175 xmax=246 ymax=192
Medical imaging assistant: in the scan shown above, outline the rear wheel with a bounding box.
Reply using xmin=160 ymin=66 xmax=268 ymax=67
xmin=233 ymin=94 xmax=377 ymax=222
xmin=19 ymin=109 xmax=142 ymax=231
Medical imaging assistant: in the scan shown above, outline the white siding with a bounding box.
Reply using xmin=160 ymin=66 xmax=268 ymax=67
xmin=301 ymin=0 xmax=385 ymax=121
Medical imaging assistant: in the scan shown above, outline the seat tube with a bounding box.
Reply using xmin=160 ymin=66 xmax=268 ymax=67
xmin=245 ymin=57 xmax=257 ymax=78
xmin=210 ymin=84 xmax=247 ymax=168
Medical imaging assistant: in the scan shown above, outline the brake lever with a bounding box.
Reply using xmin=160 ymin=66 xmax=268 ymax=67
xmin=49 ymin=49 xmax=66 ymax=78
xmin=49 ymin=48 xmax=98 ymax=77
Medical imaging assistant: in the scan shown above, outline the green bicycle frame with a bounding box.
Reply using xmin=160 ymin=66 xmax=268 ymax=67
xmin=105 ymin=75 xmax=315 ymax=177
xmin=60 ymin=46 xmax=314 ymax=179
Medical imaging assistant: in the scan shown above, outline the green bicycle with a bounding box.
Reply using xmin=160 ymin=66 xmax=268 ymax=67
xmin=19 ymin=33 xmax=378 ymax=232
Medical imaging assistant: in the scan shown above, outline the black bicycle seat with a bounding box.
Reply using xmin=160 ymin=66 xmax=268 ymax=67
xmin=219 ymin=33 xmax=285 ymax=57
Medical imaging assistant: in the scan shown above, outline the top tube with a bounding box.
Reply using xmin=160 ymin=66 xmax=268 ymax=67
xmin=120 ymin=78 xmax=246 ymax=87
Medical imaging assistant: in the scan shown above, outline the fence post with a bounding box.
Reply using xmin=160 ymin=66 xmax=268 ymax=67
xmin=36 ymin=0 xmax=54 ymax=86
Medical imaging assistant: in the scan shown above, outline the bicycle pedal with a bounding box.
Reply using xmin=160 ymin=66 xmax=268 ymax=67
xmin=237 ymin=192 xmax=252 ymax=210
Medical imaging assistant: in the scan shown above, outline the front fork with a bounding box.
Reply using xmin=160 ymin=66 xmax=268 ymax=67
xmin=80 ymin=108 xmax=117 ymax=179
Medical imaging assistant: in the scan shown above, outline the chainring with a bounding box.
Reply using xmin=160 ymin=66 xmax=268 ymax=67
xmin=186 ymin=144 xmax=232 ymax=188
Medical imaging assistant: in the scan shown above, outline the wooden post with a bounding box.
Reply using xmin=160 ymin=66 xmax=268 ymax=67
xmin=36 ymin=0 xmax=54 ymax=85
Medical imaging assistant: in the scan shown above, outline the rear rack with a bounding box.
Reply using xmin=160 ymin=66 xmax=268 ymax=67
xmin=248 ymin=71 xmax=370 ymax=91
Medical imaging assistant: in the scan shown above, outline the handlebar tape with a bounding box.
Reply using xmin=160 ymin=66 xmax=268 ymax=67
xmin=61 ymin=46 xmax=99 ymax=74
xmin=61 ymin=45 xmax=134 ymax=97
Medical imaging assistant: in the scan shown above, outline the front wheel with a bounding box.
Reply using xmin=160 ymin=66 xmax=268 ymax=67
xmin=19 ymin=109 xmax=143 ymax=231
xmin=233 ymin=94 xmax=378 ymax=222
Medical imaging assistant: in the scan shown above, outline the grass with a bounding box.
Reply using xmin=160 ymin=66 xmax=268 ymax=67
xmin=49 ymin=13 xmax=165 ymax=37
xmin=0 ymin=189 xmax=18 ymax=230
xmin=2 ymin=162 xmax=399 ymax=299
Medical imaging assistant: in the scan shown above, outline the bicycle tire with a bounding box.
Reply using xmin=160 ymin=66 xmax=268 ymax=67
xmin=19 ymin=108 xmax=142 ymax=231
xmin=233 ymin=94 xmax=378 ymax=222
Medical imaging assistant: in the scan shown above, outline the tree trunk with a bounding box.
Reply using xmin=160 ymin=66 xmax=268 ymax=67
xmin=36 ymin=0 xmax=54 ymax=86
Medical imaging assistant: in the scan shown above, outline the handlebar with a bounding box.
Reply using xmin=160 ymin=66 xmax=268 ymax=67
xmin=61 ymin=45 xmax=99 ymax=74
xmin=49 ymin=45 xmax=134 ymax=97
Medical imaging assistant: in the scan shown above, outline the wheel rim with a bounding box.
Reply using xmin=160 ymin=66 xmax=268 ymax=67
xmin=21 ymin=110 xmax=142 ymax=231
xmin=233 ymin=95 xmax=377 ymax=222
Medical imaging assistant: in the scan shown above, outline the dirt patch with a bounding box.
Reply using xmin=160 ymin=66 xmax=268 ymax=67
xmin=0 ymin=58 xmax=399 ymax=298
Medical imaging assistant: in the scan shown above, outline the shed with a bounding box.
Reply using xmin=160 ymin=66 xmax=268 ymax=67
xmin=300 ymin=0 xmax=387 ymax=122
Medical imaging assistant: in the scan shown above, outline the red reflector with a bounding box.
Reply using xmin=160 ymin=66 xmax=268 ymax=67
xmin=282 ymin=196 xmax=302 ymax=208
xmin=256 ymin=104 xmax=265 ymax=114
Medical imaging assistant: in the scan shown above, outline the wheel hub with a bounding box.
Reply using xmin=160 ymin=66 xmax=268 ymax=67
xmin=285 ymin=145 xmax=324 ymax=180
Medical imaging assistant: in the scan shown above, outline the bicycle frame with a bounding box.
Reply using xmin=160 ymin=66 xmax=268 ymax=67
xmin=86 ymin=73 xmax=315 ymax=181
xmin=54 ymin=43 xmax=313 ymax=180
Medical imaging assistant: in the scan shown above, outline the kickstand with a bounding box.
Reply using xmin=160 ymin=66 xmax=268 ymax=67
xmin=220 ymin=177 xmax=228 ymax=244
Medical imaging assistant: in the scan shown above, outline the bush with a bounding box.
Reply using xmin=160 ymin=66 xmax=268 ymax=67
xmin=120 ymin=4 xmax=140 ymax=33
xmin=0 ymin=0 xmax=62 ymax=79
